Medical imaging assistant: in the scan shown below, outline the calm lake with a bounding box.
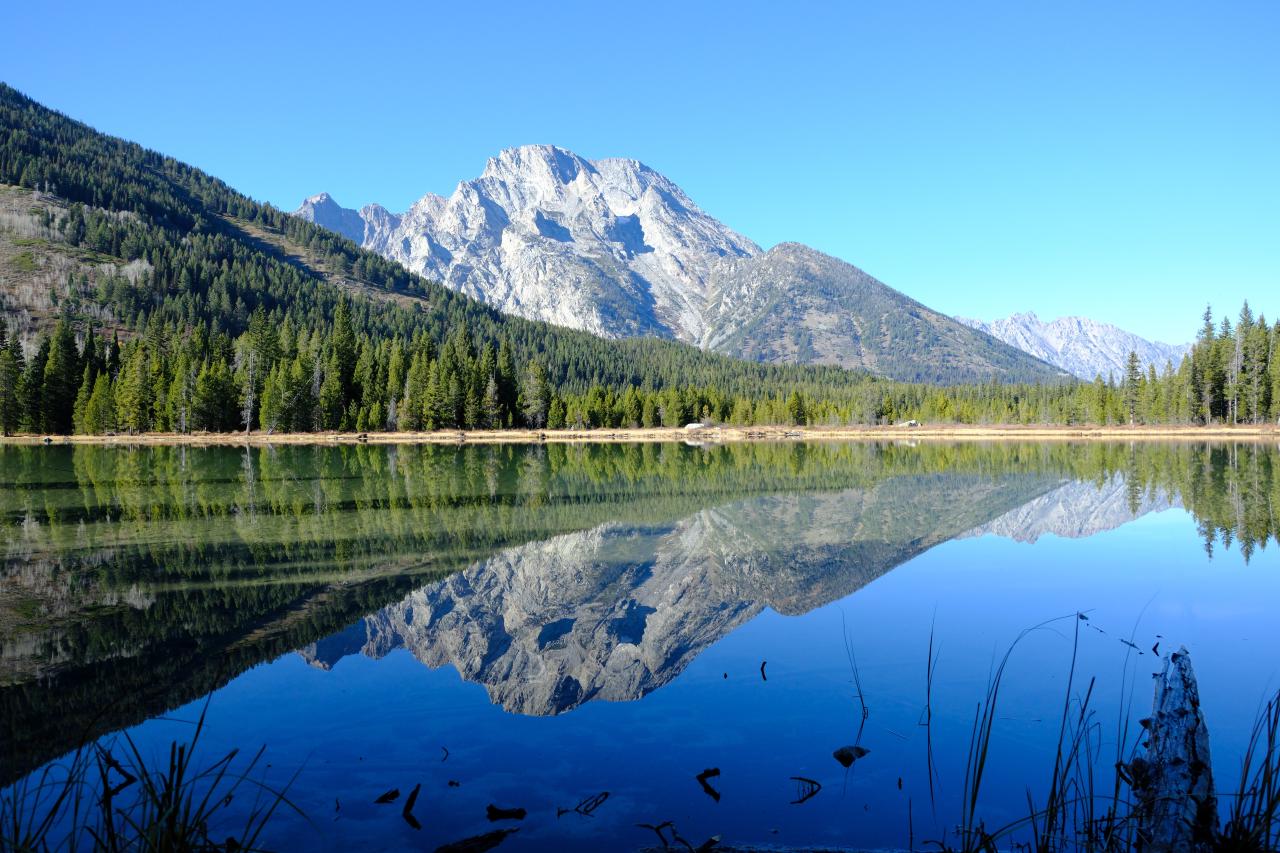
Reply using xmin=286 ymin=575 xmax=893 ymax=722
xmin=2 ymin=441 xmax=1278 ymax=851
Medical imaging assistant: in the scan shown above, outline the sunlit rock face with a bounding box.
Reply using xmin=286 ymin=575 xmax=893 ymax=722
xmin=297 ymin=145 xmax=759 ymax=343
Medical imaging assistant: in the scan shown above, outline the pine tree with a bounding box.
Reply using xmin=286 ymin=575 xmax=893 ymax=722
xmin=192 ymin=359 xmax=237 ymax=431
xmin=287 ymin=355 xmax=314 ymax=432
xmin=0 ymin=329 xmax=23 ymax=435
xmin=521 ymin=361 xmax=549 ymax=428
xmin=41 ymin=319 xmax=79 ymax=433
xmin=331 ymin=298 xmax=357 ymax=407
xmin=1243 ymin=315 xmax=1269 ymax=423
xmin=496 ymin=340 xmax=518 ymax=427
xmin=787 ymin=390 xmax=807 ymax=426
xmin=1124 ymin=350 xmax=1142 ymax=425
xmin=317 ymin=356 xmax=344 ymax=430
xmin=259 ymin=364 xmax=285 ymax=433
xmin=641 ymin=394 xmax=658 ymax=428
xmin=1195 ymin=305 xmax=1217 ymax=423
xmin=1270 ymin=321 xmax=1280 ymax=423
xmin=106 ymin=332 xmax=121 ymax=378
xmin=481 ymin=374 xmax=502 ymax=429
xmin=72 ymin=364 xmax=94 ymax=433
xmin=19 ymin=338 xmax=49 ymax=433
xmin=85 ymin=372 xmax=116 ymax=434
xmin=115 ymin=344 xmax=153 ymax=434
xmin=547 ymin=396 xmax=566 ymax=429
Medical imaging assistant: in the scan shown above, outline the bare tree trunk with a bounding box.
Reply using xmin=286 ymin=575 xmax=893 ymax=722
xmin=1132 ymin=647 xmax=1218 ymax=852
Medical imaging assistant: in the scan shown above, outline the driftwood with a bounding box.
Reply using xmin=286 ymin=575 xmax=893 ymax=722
xmin=696 ymin=767 xmax=722 ymax=802
xmin=1131 ymin=646 xmax=1218 ymax=852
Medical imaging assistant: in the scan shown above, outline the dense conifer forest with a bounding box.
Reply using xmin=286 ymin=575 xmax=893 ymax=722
xmin=1 ymin=83 xmax=1276 ymax=434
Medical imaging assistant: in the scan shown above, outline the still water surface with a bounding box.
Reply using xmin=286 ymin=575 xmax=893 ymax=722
xmin=2 ymin=441 xmax=1278 ymax=850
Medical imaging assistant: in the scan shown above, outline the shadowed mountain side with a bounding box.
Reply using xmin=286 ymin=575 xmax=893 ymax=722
xmin=299 ymin=473 xmax=1061 ymax=715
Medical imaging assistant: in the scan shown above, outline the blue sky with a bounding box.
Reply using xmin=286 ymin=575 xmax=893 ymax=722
xmin=5 ymin=0 xmax=1277 ymax=342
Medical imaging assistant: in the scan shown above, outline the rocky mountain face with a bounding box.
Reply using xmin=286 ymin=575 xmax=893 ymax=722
xmin=956 ymin=312 xmax=1190 ymax=380
xmin=297 ymin=146 xmax=1061 ymax=384
xmin=700 ymin=243 xmax=1060 ymax=382
xmin=298 ymin=146 xmax=759 ymax=342
xmin=299 ymin=472 xmax=1062 ymax=714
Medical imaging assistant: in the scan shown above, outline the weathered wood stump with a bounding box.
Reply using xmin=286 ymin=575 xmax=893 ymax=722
xmin=1131 ymin=646 xmax=1218 ymax=852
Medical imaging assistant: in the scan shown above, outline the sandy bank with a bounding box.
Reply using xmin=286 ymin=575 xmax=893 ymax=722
xmin=2 ymin=424 xmax=1277 ymax=446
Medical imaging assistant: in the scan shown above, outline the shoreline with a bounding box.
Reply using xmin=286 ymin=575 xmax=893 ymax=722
xmin=2 ymin=424 xmax=1278 ymax=446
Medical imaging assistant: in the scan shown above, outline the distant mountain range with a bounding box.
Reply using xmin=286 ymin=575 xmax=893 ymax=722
xmin=957 ymin=312 xmax=1190 ymax=380
xmin=297 ymin=145 xmax=1061 ymax=384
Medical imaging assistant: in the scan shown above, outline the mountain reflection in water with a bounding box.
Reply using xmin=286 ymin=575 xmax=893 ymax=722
xmin=1 ymin=440 xmax=1277 ymax=850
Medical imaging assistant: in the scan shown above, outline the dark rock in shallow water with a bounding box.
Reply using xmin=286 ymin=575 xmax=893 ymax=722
xmin=485 ymin=804 xmax=526 ymax=822
xmin=833 ymin=745 xmax=869 ymax=768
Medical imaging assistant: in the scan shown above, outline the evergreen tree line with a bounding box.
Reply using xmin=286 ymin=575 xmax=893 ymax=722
xmin=0 ymin=301 xmax=1275 ymax=435
xmin=869 ymin=302 xmax=1280 ymax=427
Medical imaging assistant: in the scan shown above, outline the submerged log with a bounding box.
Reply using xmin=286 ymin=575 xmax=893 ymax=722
xmin=1132 ymin=646 xmax=1218 ymax=852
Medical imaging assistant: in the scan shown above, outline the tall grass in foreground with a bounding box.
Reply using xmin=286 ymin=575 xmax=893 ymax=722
xmin=932 ymin=613 xmax=1280 ymax=853
xmin=0 ymin=703 xmax=301 ymax=852
xmin=1218 ymin=693 xmax=1280 ymax=852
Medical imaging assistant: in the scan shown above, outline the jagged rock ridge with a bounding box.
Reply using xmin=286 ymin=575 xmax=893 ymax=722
xmin=298 ymin=146 xmax=759 ymax=342
xmin=957 ymin=312 xmax=1191 ymax=380
xmin=296 ymin=146 xmax=1062 ymax=384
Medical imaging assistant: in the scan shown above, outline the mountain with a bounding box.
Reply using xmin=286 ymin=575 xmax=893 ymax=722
xmin=957 ymin=312 xmax=1191 ymax=380
xmin=297 ymin=146 xmax=1062 ymax=384
xmin=302 ymin=145 xmax=759 ymax=343
xmin=0 ymin=82 xmax=897 ymax=424
xmin=699 ymin=243 xmax=1061 ymax=382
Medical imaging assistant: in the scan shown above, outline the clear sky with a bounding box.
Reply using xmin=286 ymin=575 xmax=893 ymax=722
xmin=5 ymin=0 xmax=1277 ymax=342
